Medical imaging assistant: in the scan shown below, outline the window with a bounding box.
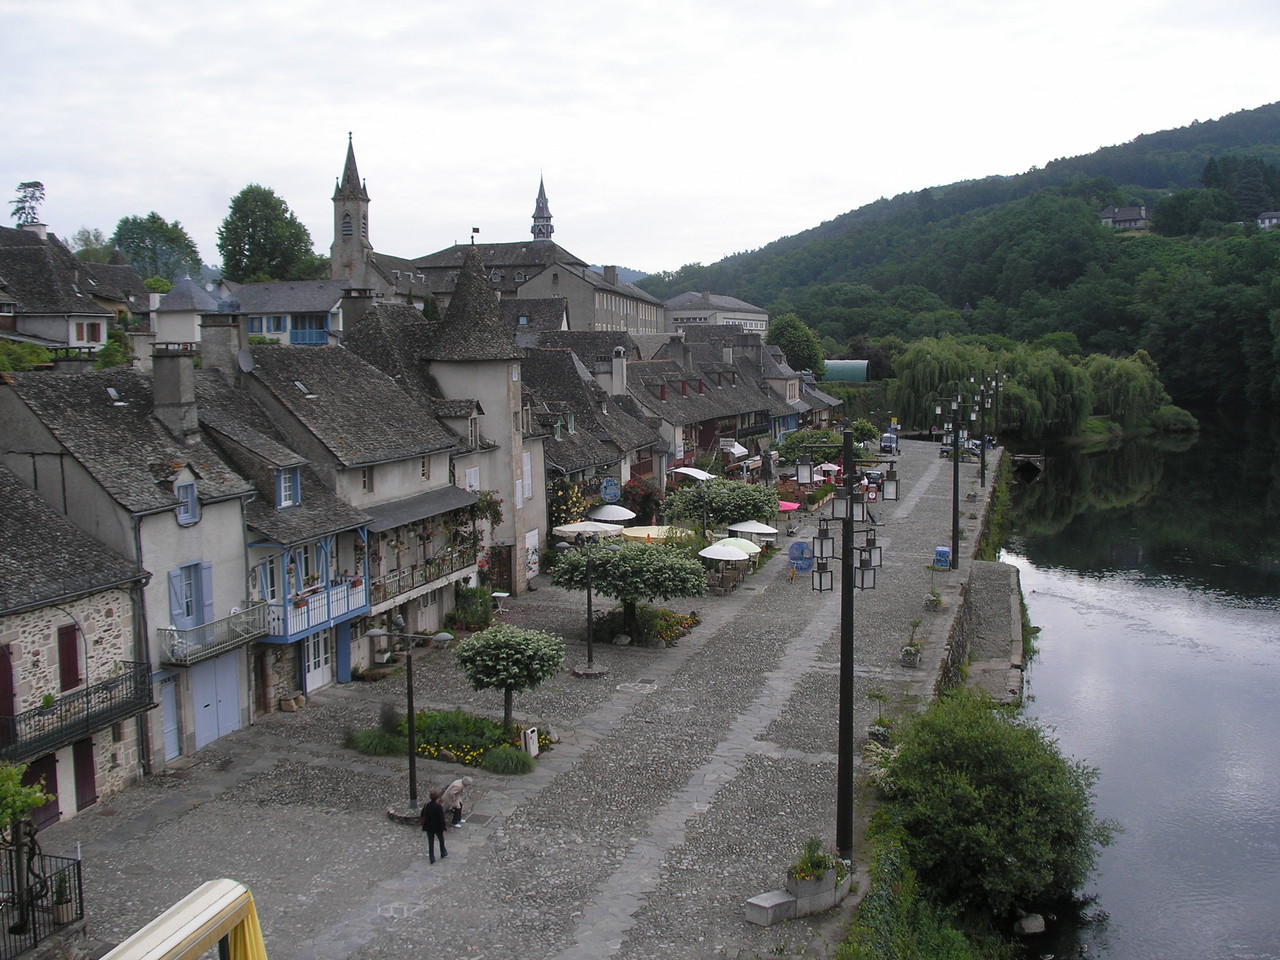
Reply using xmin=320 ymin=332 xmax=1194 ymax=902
xmin=175 ymin=481 xmax=199 ymax=525
xmin=167 ymin=562 xmax=212 ymax=630
xmin=421 ymin=457 xmax=431 ymax=481
xmin=464 ymin=466 xmax=480 ymax=492
xmin=278 ymin=467 xmax=300 ymax=507
xmin=266 ymin=315 xmax=286 ymax=333
xmin=58 ymin=624 xmax=81 ymax=691
xmin=468 ymin=417 xmax=479 ymax=446
xmin=291 ymin=313 xmax=328 ymax=346
xmin=361 ymin=467 xmax=374 ymax=493
xmin=265 ymin=558 xmax=280 ymax=601
xmin=342 ymin=213 xmax=353 ymax=236
xmin=247 ymin=316 xmax=263 ymax=333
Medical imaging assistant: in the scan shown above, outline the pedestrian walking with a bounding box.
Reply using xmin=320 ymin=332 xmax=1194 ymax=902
xmin=420 ymin=790 xmax=448 ymax=863
xmin=440 ymin=775 xmax=473 ymax=827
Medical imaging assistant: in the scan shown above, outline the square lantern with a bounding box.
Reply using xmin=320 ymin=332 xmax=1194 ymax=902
xmin=881 ymin=468 xmax=899 ymax=501
xmin=796 ymin=454 xmax=814 ymax=485
xmin=813 ymin=519 xmax=835 ymax=559
xmin=862 ymin=529 xmax=883 ymax=569
xmin=849 ymin=490 xmax=867 ymax=523
xmin=831 ymin=488 xmax=850 ymax=520
xmin=812 ymin=558 xmax=834 ymax=592
xmin=854 ymin=551 xmax=877 ymax=590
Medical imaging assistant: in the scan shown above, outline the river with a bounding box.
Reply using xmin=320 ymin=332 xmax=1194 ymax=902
xmin=1001 ymin=414 xmax=1280 ymax=960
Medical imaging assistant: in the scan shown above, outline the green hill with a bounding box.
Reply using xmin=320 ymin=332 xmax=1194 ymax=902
xmin=638 ymin=102 xmax=1280 ymax=410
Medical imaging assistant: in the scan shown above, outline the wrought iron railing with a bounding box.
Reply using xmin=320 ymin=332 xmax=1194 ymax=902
xmin=0 ymin=661 xmax=152 ymax=765
xmin=0 ymin=850 xmax=83 ymax=959
xmin=369 ymin=545 xmax=478 ymax=606
xmin=158 ymin=602 xmax=270 ymax=666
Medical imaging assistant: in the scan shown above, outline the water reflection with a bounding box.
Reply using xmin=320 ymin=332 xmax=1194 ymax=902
xmin=1006 ymin=411 xmax=1280 ymax=960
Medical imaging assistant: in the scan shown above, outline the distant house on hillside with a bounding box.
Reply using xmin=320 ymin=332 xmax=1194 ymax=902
xmin=665 ymin=291 xmax=769 ymax=333
xmin=1257 ymin=211 xmax=1280 ymax=230
xmin=1099 ymin=204 xmax=1150 ymax=230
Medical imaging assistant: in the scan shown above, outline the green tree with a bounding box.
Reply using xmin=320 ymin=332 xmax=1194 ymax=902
xmin=0 ymin=342 xmax=52 ymax=372
xmin=71 ymin=227 xmax=112 ymax=263
xmin=10 ymin=181 xmax=44 ymax=225
xmin=454 ymin=624 xmax=565 ymax=731
xmin=217 ymin=184 xmax=322 ymax=283
xmin=662 ymin=478 xmax=779 ymax=531
xmin=776 ymin=427 xmax=842 ymax=465
xmin=94 ymin=329 xmax=133 ymax=370
xmin=549 ymin=543 xmax=705 ymax=640
xmin=0 ymin=764 xmax=53 ymax=829
xmin=421 ymin=295 xmax=441 ymax=323
xmin=111 ymin=213 xmax=201 ymax=280
xmin=878 ymin=691 xmax=1117 ymax=918
xmin=767 ymin=312 xmax=827 ymax=377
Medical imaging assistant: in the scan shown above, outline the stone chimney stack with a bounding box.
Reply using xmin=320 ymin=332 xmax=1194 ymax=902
xmin=19 ymin=222 xmax=48 ymax=241
xmin=604 ymin=265 xmax=618 ymax=286
xmin=152 ymin=343 xmax=199 ymax=445
xmin=198 ymin=315 xmax=244 ymax=378
xmin=610 ymin=346 xmax=627 ymax=396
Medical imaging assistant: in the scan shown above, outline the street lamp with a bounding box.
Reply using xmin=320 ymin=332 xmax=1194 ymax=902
xmin=935 ymin=389 xmax=977 ymax=572
xmin=366 ymin=614 xmax=419 ymax=806
xmin=805 ymin=428 xmax=887 ymax=860
xmin=555 ymin=533 xmax=619 ymax=676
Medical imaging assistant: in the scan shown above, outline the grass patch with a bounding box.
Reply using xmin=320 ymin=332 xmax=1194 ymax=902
xmin=481 ymin=744 xmax=536 ymax=775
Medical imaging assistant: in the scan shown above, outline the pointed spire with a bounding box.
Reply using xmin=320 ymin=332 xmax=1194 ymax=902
xmin=531 ymin=176 xmax=554 ymax=241
xmin=426 ymin=245 xmax=521 ymax=361
xmin=333 ymin=132 xmax=369 ymax=201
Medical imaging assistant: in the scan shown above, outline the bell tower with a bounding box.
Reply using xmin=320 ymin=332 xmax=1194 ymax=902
xmin=331 ymin=133 xmax=373 ymax=287
xmin=531 ymin=176 xmax=554 ymax=242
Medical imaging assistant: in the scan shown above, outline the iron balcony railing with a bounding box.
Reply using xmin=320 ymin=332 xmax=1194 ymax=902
xmin=0 ymin=663 xmax=152 ymax=765
xmin=0 ymin=852 xmax=83 ymax=960
xmin=369 ymin=544 xmax=478 ymax=606
xmin=158 ymin=602 xmax=270 ymax=666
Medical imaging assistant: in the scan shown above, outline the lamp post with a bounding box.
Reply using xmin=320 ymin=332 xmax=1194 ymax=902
xmin=555 ymin=534 xmax=618 ymax=676
xmin=367 ymin=614 xmax=418 ymax=806
xmin=935 ymin=388 xmax=977 ymax=572
xmin=806 ymin=428 xmax=893 ymax=860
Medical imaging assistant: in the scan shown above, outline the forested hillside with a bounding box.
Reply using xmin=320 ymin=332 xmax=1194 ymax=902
xmin=638 ymin=103 xmax=1280 ymax=410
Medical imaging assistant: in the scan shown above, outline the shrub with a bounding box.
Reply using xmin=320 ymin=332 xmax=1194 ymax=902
xmin=453 ymin=584 xmax=493 ymax=630
xmin=1150 ymin=404 xmax=1199 ymax=432
xmin=379 ymin=701 xmax=401 ymax=736
xmin=347 ymin=729 xmax=406 ymax=756
xmin=481 ymin=744 xmax=535 ymax=775
xmin=789 ymin=836 xmax=847 ymax=882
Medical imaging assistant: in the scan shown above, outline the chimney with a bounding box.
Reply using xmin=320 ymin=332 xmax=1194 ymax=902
xmin=610 ymin=346 xmax=627 ymax=396
xmin=199 ymin=314 xmax=244 ymax=377
xmin=51 ymin=347 xmax=95 ymax=375
xmin=735 ymin=332 xmax=761 ymax=366
xmin=701 ymin=289 xmax=711 ymax=302
xmin=604 ymin=265 xmax=618 ymax=286
xmin=152 ymin=343 xmax=199 ymax=445
xmin=342 ymin=287 xmax=376 ymax=331
xmin=20 ymin=222 xmax=48 ymax=241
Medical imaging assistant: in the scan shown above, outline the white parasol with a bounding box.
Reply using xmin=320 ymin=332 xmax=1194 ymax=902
xmin=589 ymin=504 xmax=638 ymax=522
xmin=620 ymin=525 xmax=692 ymax=542
xmin=714 ymin=536 xmax=762 ymax=556
xmin=552 ymin=521 xmax=624 ymax=538
xmin=699 ymin=543 xmax=751 ymax=562
xmin=728 ymin=520 xmax=779 ymax=536
xmin=671 ymin=466 xmax=715 ymax=482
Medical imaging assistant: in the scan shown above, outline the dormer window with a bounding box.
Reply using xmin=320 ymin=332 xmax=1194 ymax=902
xmin=175 ymin=481 xmax=200 ymax=525
xmin=278 ymin=467 xmax=301 ymax=508
xmin=468 ymin=417 xmax=480 ymax=446
xmin=566 ymin=413 xmax=576 ymax=434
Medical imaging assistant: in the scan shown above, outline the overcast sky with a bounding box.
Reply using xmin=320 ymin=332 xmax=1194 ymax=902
xmin=5 ymin=0 xmax=1278 ymax=276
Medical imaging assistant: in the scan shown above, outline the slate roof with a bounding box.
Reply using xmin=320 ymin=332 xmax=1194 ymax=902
xmin=246 ymin=345 xmax=457 ymax=467
xmin=664 ymin=290 xmax=768 ymax=314
xmin=425 ymin=245 xmax=522 ymax=362
xmin=221 ymin=279 xmax=349 ymax=314
xmin=342 ymin=302 xmax=440 ymax=406
xmin=0 ymin=227 xmax=112 ymax=318
xmin=0 ymin=463 xmax=145 ymax=614
xmin=545 ymin=261 xmax=664 ymax=306
xmin=3 ymin=368 xmax=253 ymax=514
xmin=536 ymin=330 xmax=637 ymax=361
xmin=156 ymin=276 xmax=219 ymax=313
xmin=522 ymin=348 xmax=660 ymax=461
xmin=502 ymin=298 xmax=567 ymax=339
xmin=626 ymin=357 xmax=775 ymax=427
xmin=197 ymin=373 xmax=370 ymax=547
xmin=83 ymin=261 xmax=150 ymax=315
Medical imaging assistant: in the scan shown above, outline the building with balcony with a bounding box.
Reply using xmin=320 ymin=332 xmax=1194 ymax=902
xmin=0 ymin=346 xmax=258 ymax=770
xmin=0 ymin=466 xmax=152 ymax=826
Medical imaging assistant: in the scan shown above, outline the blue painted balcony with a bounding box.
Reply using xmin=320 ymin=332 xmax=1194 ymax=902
xmin=266 ymin=577 xmax=369 ymax=641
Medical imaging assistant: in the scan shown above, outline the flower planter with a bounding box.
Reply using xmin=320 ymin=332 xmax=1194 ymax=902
xmin=784 ymin=869 xmax=850 ymax=915
xmin=900 ymin=646 xmax=921 ymax=668
xmin=52 ymin=901 xmax=75 ymax=925
xmin=923 ymin=594 xmax=942 ymax=611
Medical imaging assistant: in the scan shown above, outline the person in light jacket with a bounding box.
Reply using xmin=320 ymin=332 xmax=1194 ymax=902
xmin=420 ymin=790 xmax=448 ymax=863
xmin=440 ymin=775 xmax=473 ymax=826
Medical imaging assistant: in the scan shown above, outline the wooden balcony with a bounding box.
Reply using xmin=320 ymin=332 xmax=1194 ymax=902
xmin=369 ymin=545 xmax=478 ymax=607
xmin=0 ymin=662 xmax=152 ymax=764
xmin=158 ymin=602 xmax=270 ymax=667
xmin=266 ymin=577 xmax=369 ymax=640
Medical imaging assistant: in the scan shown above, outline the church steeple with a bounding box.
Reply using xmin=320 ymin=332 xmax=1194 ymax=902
xmin=531 ymin=177 xmax=554 ymax=242
xmin=331 ymin=133 xmax=373 ymax=285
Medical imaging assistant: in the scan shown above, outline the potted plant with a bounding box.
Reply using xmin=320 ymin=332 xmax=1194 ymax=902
xmin=923 ymin=587 xmax=942 ymax=611
xmin=785 ymin=838 xmax=850 ymax=912
xmin=38 ymin=693 xmax=56 ymax=714
xmin=52 ymin=873 xmax=74 ymax=924
xmin=900 ymin=618 xmax=923 ymax=667
xmin=866 ymin=686 xmax=893 ymax=745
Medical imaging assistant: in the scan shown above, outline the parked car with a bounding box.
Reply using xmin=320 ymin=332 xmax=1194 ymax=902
xmin=879 ymin=432 xmax=898 ymax=454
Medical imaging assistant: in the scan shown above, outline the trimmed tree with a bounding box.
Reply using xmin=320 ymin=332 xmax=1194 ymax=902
xmin=549 ymin=543 xmax=706 ymax=641
xmin=454 ymin=625 xmax=565 ymax=732
xmin=663 ymin=478 xmax=779 ymax=532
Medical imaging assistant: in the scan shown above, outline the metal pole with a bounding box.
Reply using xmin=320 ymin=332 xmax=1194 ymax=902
xmin=406 ymin=644 xmax=417 ymax=806
xmin=979 ymin=382 xmax=988 ymax=489
xmin=836 ymin=428 xmax=856 ymax=860
xmin=952 ymin=389 xmax=961 ymax=572
xmin=585 ymin=544 xmax=595 ymax=669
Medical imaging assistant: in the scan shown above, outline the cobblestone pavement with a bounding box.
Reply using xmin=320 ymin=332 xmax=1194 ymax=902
xmin=38 ymin=439 xmax=1001 ymax=960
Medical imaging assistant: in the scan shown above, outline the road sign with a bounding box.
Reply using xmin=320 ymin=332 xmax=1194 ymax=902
xmin=600 ymin=477 xmax=621 ymax=503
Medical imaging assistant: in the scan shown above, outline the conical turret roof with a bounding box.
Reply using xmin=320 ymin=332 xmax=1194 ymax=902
xmin=425 ymin=245 xmax=521 ymax=361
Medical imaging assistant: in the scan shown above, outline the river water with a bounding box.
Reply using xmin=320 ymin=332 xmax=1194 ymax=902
xmin=1002 ymin=415 xmax=1280 ymax=960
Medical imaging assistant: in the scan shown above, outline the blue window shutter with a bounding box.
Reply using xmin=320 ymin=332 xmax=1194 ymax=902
xmin=293 ymin=467 xmax=301 ymax=504
xmin=275 ymin=470 xmax=284 ymax=508
xmin=167 ymin=570 xmax=186 ymax=628
xmin=199 ymin=563 xmax=214 ymax=626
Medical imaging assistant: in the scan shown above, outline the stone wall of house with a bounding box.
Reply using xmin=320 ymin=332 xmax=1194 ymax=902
xmin=0 ymin=589 xmax=134 ymax=711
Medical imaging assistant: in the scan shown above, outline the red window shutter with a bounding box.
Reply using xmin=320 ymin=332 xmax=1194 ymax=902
xmin=58 ymin=624 xmax=81 ymax=691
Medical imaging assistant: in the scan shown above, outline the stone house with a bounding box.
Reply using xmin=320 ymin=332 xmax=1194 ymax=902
xmin=0 ymin=465 xmax=151 ymax=826
xmin=0 ymin=224 xmax=115 ymax=351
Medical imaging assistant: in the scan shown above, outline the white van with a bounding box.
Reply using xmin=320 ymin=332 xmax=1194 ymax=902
xmin=879 ymin=433 xmax=898 ymax=453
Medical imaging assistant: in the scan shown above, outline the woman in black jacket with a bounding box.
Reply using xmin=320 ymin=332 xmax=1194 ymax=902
xmin=420 ymin=790 xmax=448 ymax=863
